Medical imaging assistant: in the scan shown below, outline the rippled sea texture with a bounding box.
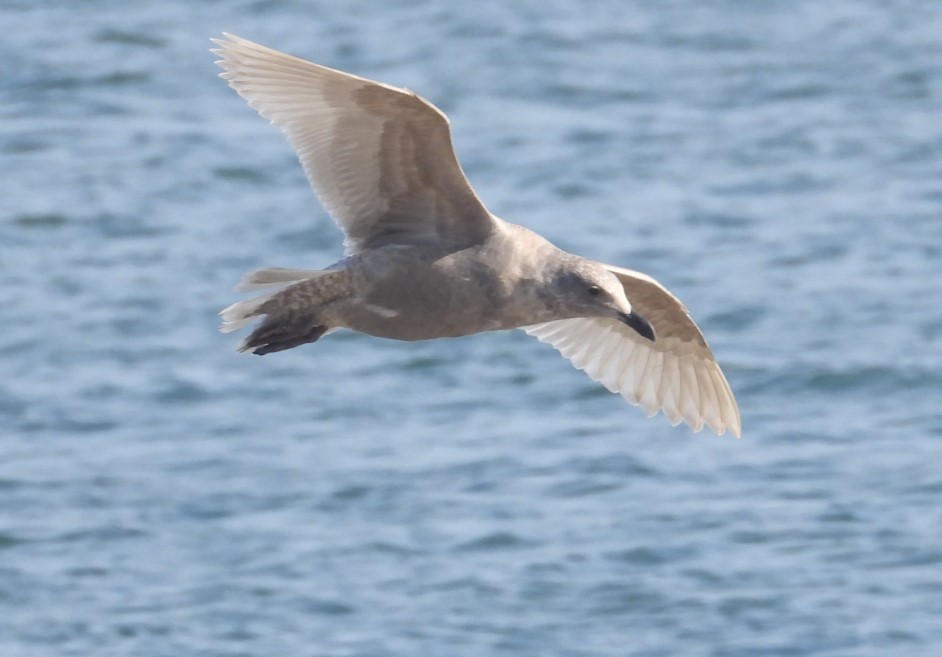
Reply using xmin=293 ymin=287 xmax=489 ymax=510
xmin=3 ymin=1 xmax=942 ymax=656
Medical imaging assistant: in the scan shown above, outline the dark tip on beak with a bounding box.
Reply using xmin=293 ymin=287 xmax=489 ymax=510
xmin=619 ymin=311 xmax=656 ymax=342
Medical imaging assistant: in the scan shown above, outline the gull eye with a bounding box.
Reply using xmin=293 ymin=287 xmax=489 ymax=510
xmin=587 ymin=285 xmax=602 ymax=297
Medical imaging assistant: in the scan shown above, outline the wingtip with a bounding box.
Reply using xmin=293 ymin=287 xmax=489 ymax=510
xmin=687 ymin=406 xmax=740 ymax=438
xmin=210 ymin=33 xmax=247 ymax=53
xmin=209 ymin=34 xmax=233 ymax=49
xmin=721 ymin=393 xmax=742 ymax=439
xmin=712 ymin=419 xmax=742 ymax=439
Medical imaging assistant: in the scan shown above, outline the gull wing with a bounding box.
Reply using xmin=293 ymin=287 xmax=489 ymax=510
xmin=212 ymin=33 xmax=495 ymax=254
xmin=523 ymin=266 xmax=741 ymax=437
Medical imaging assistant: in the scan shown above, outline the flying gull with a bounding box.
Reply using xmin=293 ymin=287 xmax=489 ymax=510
xmin=211 ymin=34 xmax=741 ymax=437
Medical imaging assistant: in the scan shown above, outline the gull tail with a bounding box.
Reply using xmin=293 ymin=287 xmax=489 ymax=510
xmin=236 ymin=267 xmax=330 ymax=291
xmin=220 ymin=293 xmax=275 ymax=334
xmin=220 ymin=268 xmax=342 ymax=355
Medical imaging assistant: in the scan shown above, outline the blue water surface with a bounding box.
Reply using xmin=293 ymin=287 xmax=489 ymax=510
xmin=2 ymin=1 xmax=941 ymax=656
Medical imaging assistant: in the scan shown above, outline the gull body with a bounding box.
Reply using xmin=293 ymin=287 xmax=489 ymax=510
xmin=212 ymin=34 xmax=741 ymax=437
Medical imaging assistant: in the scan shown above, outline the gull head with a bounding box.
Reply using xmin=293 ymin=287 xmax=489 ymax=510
xmin=551 ymin=259 xmax=656 ymax=342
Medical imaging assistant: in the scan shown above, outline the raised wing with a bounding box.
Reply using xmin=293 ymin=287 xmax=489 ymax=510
xmin=211 ymin=33 xmax=494 ymax=254
xmin=523 ymin=266 xmax=741 ymax=437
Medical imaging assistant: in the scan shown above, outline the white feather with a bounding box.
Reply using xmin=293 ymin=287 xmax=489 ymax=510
xmin=219 ymin=292 xmax=275 ymax=333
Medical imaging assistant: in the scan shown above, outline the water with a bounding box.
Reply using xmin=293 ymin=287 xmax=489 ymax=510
xmin=2 ymin=1 xmax=941 ymax=655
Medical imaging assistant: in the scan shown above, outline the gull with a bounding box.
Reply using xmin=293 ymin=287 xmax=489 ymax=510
xmin=211 ymin=33 xmax=741 ymax=437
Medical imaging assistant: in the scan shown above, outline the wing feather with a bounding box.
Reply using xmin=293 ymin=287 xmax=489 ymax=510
xmin=212 ymin=33 xmax=494 ymax=254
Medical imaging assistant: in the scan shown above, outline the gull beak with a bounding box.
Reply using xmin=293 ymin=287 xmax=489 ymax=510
xmin=619 ymin=311 xmax=656 ymax=342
